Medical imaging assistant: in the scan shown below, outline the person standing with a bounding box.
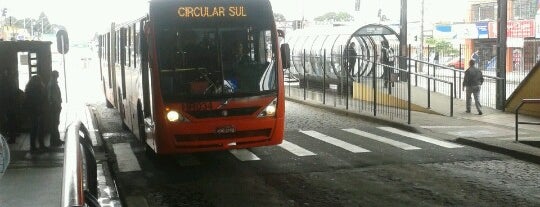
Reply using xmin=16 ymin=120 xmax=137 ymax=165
xmin=344 ymin=42 xmax=357 ymax=75
xmin=25 ymin=75 xmax=48 ymax=153
xmin=48 ymin=71 xmax=64 ymax=147
xmin=381 ymin=41 xmax=395 ymax=88
xmin=463 ymin=60 xmax=484 ymax=115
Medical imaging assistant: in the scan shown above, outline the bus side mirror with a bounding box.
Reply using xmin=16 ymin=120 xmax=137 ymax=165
xmin=280 ymin=43 xmax=290 ymax=69
xmin=56 ymin=30 xmax=70 ymax=54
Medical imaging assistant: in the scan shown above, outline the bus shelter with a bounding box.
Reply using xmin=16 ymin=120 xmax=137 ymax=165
xmin=285 ymin=24 xmax=400 ymax=87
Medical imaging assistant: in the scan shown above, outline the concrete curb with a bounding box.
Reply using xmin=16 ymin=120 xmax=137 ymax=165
xmin=455 ymin=137 xmax=540 ymax=165
xmin=286 ymin=97 xmax=420 ymax=133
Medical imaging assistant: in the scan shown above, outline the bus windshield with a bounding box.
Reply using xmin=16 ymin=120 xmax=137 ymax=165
xmin=156 ymin=26 xmax=277 ymax=102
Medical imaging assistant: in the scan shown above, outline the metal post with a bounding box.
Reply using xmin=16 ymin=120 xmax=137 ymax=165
xmin=323 ymin=50 xmax=326 ymax=104
xmin=427 ymin=78 xmax=431 ymax=109
xmin=303 ymin=49 xmax=306 ymax=100
xmin=61 ymin=37 xmax=68 ymax=103
xmin=433 ymin=61 xmax=436 ymax=92
xmin=459 ymin=44 xmax=462 ymax=98
xmin=399 ymin=0 xmax=408 ymax=82
xmin=408 ymin=45 xmax=412 ymax=124
xmin=346 ymin=52 xmax=349 ymax=110
xmin=373 ymin=52 xmax=377 ymax=117
xmin=450 ymin=83 xmax=454 ymax=117
xmin=515 ymin=105 xmax=519 ymax=142
xmin=453 ymin=70 xmax=457 ymax=97
xmin=496 ymin=0 xmax=507 ymax=110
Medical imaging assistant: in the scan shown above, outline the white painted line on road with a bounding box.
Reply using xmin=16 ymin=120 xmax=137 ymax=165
xmin=300 ymin=130 xmax=370 ymax=153
xmin=229 ymin=149 xmax=261 ymax=161
xmin=112 ymin=143 xmax=142 ymax=172
xmin=378 ymin=127 xmax=463 ymax=148
xmin=342 ymin=128 xmax=421 ymax=150
xmin=279 ymin=140 xmax=316 ymax=156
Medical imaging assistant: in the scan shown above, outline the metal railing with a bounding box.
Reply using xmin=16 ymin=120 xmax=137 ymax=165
xmin=403 ymin=56 xmax=503 ymax=109
xmin=61 ymin=121 xmax=100 ymax=207
xmin=514 ymin=99 xmax=540 ymax=142
xmin=0 ymin=134 xmax=10 ymax=177
xmin=285 ymin=46 xmax=457 ymax=124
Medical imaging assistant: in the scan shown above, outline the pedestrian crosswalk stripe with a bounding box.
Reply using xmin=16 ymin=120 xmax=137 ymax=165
xmin=113 ymin=143 xmax=142 ymax=172
xmin=342 ymin=128 xmax=421 ymax=150
xmin=229 ymin=149 xmax=261 ymax=161
xmin=300 ymin=130 xmax=370 ymax=153
xmin=377 ymin=127 xmax=463 ymax=148
xmin=279 ymin=140 xmax=316 ymax=156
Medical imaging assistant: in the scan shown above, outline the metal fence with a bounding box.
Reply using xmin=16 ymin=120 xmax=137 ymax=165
xmin=285 ymin=42 xmax=536 ymax=123
xmin=0 ymin=134 xmax=9 ymax=179
xmin=285 ymin=45 xmax=456 ymax=124
xmin=418 ymin=44 xmax=534 ymax=102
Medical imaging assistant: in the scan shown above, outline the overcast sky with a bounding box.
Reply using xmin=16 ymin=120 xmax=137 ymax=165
xmin=0 ymin=0 xmax=468 ymax=41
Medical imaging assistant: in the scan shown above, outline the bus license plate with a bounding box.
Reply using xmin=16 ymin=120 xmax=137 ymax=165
xmin=216 ymin=126 xmax=236 ymax=134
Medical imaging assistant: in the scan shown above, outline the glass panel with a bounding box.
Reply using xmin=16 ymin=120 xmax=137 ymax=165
xmin=155 ymin=25 xmax=277 ymax=101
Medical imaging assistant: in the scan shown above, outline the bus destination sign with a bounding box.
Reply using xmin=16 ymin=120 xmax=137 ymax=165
xmin=178 ymin=6 xmax=247 ymax=18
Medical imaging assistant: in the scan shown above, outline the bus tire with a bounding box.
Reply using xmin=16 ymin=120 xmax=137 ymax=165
xmin=106 ymin=99 xmax=114 ymax=108
xmin=104 ymin=82 xmax=113 ymax=108
xmin=118 ymin=90 xmax=128 ymax=130
xmin=137 ymin=103 xmax=146 ymax=144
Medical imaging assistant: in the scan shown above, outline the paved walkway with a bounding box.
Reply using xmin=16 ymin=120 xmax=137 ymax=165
xmin=0 ymin=103 xmax=121 ymax=207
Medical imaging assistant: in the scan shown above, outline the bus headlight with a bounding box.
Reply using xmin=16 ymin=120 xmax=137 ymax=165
xmin=167 ymin=110 xmax=180 ymax=122
xmin=258 ymin=98 xmax=277 ymax=117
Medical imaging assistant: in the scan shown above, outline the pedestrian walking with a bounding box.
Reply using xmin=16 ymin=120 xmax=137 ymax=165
xmin=433 ymin=51 xmax=439 ymax=64
xmin=24 ymin=75 xmax=48 ymax=153
xmin=462 ymin=60 xmax=484 ymax=115
xmin=48 ymin=71 xmax=64 ymax=147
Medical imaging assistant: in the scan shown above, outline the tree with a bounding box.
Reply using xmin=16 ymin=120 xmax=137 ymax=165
xmin=314 ymin=12 xmax=354 ymax=22
xmin=11 ymin=12 xmax=63 ymax=37
xmin=425 ymin=37 xmax=458 ymax=55
xmin=273 ymin=13 xmax=286 ymax=22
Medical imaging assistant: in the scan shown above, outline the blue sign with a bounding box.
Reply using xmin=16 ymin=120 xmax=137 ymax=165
xmin=476 ymin=22 xmax=489 ymax=39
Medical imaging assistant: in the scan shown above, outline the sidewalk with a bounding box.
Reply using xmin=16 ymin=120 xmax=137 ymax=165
xmin=0 ymin=104 xmax=121 ymax=207
xmin=286 ymin=86 xmax=540 ymax=165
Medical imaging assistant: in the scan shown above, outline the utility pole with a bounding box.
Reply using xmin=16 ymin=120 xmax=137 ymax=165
xmin=399 ymin=0 xmax=408 ymax=81
xmin=419 ymin=0 xmax=425 ymax=72
xmin=496 ymin=0 xmax=507 ymax=110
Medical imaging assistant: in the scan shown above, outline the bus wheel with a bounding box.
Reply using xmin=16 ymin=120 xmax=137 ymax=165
xmin=104 ymin=82 xmax=113 ymax=108
xmin=144 ymin=145 xmax=174 ymax=166
xmin=118 ymin=91 xmax=128 ymax=130
xmin=137 ymin=105 xmax=146 ymax=144
xmin=105 ymin=99 xmax=114 ymax=108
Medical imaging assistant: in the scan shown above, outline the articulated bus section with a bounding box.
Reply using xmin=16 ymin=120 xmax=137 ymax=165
xmin=98 ymin=0 xmax=289 ymax=154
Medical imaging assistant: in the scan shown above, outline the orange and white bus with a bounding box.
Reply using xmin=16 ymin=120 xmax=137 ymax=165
xmin=97 ymin=0 xmax=289 ymax=154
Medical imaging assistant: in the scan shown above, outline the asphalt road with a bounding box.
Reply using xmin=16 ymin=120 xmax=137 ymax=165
xmin=93 ymin=101 xmax=540 ymax=207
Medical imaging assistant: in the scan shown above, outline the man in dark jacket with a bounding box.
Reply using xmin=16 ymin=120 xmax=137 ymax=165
xmin=463 ymin=60 xmax=484 ymax=115
xmin=25 ymin=75 xmax=47 ymax=152
xmin=48 ymin=71 xmax=64 ymax=147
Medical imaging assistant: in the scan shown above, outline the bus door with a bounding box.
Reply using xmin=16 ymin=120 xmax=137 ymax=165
xmin=141 ymin=20 xmax=156 ymax=148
